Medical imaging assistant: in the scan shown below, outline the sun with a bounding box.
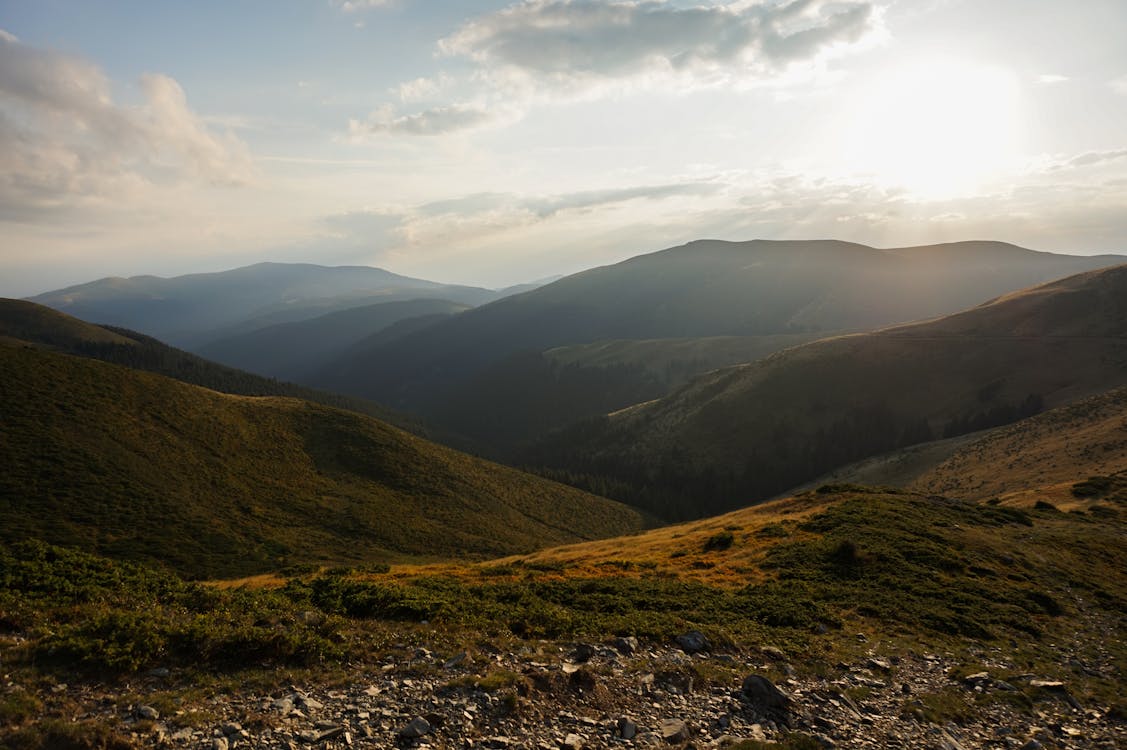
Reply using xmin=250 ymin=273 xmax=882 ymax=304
xmin=843 ymin=59 xmax=1022 ymax=199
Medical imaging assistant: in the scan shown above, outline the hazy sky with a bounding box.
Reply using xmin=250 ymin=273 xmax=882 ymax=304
xmin=2 ymin=0 xmax=1126 ymax=295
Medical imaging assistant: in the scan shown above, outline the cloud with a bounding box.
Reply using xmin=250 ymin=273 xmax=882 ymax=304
xmin=332 ymin=0 xmax=395 ymax=11
xmin=1037 ymin=74 xmax=1068 ymax=85
xmin=349 ymin=103 xmax=497 ymax=136
xmin=0 ymin=31 xmax=252 ymax=221
xmin=1111 ymin=75 xmax=1127 ymax=95
xmin=1048 ymin=148 xmax=1127 ymax=171
xmin=525 ymin=182 xmax=722 ymax=218
xmin=440 ymin=0 xmax=878 ymax=86
xmin=354 ymin=0 xmax=880 ymax=138
xmin=323 ymin=180 xmax=723 ymax=252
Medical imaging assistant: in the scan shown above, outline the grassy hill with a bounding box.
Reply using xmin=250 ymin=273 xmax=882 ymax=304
xmin=0 ymin=342 xmax=649 ymax=578
xmin=312 ymin=239 xmax=1124 ymax=456
xmin=0 ymin=298 xmax=424 ymax=433
xmin=526 ymin=265 xmax=1127 ymax=520
xmin=801 ymin=385 xmax=1127 ymax=507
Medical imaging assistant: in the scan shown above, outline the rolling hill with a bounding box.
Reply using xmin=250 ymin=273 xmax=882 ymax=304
xmin=526 ymin=264 xmax=1127 ymax=520
xmin=0 ymin=341 xmax=649 ymax=578
xmin=196 ymin=298 xmax=471 ymax=381
xmin=311 ymin=239 xmax=1124 ymax=455
xmin=0 ymin=298 xmax=422 ymax=432
xmin=27 ymin=262 xmax=501 ymax=348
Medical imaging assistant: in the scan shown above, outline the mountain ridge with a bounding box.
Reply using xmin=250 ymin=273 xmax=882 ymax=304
xmin=311 ymin=239 xmax=1125 ymax=456
xmin=526 ymin=263 xmax=1127 ymax=520
xmin=27 ymin=261 xmax=507 ymax=348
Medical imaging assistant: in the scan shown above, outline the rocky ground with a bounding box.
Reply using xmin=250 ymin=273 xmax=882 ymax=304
xmin=10 ymin=630 xmax=1123 ymax=750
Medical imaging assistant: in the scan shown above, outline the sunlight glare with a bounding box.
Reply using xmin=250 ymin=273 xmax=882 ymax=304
xmin=844 ymin=60 xmax=1022 ymax=199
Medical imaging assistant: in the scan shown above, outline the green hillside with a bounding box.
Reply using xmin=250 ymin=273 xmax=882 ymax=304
xmin=0 ymin=298 xmax=421 ymax=433
xmin=0 ymin=343 xmax=649 ymax=578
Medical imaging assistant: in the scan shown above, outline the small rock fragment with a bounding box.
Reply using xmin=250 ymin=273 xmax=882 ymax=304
xmin=444 ymin=650 xmax=471 ymax=669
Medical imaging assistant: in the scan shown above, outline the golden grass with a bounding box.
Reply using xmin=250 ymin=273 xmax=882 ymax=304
xmin=382 ymin=492 xmax=833 ymax=587
xmin=911 ymin=386 xmax=1127 ymax=501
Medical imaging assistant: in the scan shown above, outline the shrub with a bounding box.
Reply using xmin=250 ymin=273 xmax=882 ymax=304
xmin=703 ymin=531 xmax=735 ymax=552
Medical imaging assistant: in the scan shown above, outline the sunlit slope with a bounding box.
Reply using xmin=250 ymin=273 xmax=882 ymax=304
xmin=910 ymin=386 xmax=1127 ymax=504
xmin=0 ymin=344 xmax=648 ymax=578
xmin=364 ymin=485 xmax=1126 ymax=656
xmin=528 ymin=265 xmax=1127 ymax=520
xmin=805 ymin=385 xmax=1127 ymax=507
xmin=0 ymin=298 xmax=138 ymax=348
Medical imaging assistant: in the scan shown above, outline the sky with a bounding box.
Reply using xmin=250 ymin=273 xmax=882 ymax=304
xmin=1 ymin=0 xmax=1126 ymax=296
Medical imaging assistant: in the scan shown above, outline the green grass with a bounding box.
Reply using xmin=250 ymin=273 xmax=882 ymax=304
xmin=0 ymin=343 xmax=648 ymax=578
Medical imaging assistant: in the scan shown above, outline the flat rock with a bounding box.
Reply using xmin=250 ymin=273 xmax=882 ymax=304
xmin=661 ymin=719 xmax=690 ymax=743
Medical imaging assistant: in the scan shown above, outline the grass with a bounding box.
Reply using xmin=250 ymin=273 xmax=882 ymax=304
xmin=1 ymin=719 xmax=136 ymax=750
xmin=3 ymin=485 xmax=1122 ymax=703
xmin=0 ymin=343 xmax=648 ymax=579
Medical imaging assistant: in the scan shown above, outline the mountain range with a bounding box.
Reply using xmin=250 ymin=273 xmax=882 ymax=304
xmin=526 ymin=264 xmax=1127 ymax=520
xmin=14 ymin=238 xmax=1127 ymax=541
xmin=26 ymin=262 xmax=508 ymax=348
xmin=302 ymin=239 xmax=1124 ymax=455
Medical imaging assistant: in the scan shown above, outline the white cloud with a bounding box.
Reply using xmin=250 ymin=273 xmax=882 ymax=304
xmin=1111 ymin=75 xmax=1127 ymax=95
xmin=394 ymin=73 xmax=454 ymax=102
xmin=349 ymin=103 xmax=498 ymax=136
xmin=0 ymin=31 xmax=252 ymax=220
xmin=324 ymin=180 xmax=723 ymax=251
xmin=440 ymin=0 xmax=878 ymax=87
xmin=1046 ymin=148 xmax=1127 ymax=171
xmin=1037 ymin=74 xmax=1068 ymax=84
xmin=356 ymin=0 xmax=881 ymax=138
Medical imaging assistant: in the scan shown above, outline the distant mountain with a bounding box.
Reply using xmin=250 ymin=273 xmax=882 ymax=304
xmin=312 ymin=239 xmax=1124 ymax=454
xmin=526 ymin=264 xmax=1127 ymax=520
xmin=0 ymin=299 xmax=419 ymax=432
xmin=27 ymin=262 xmax=501 ymax=348
xmin=197 ymin=298 xmax=471 ymax=381
xmin=0 ymin=341 xmax=649 ymax=578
